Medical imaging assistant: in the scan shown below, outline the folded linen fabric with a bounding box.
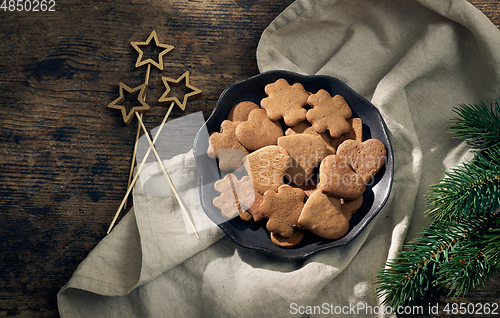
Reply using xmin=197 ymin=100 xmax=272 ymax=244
xmin=58 ymin=1 xmax=500 ymax=316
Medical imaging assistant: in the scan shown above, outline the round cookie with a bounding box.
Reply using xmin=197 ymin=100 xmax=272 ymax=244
xmin=277 ymin=134 xmax=328 ymax=184
xmin=260 ymin=78 xmax=309 ymax=126
xmin=318 ymin=154 xmax=366 ymax=199
xmin=336 ymin=139 xmax=386 ymax=184
xmin=270 ymin=229 xmax=305 ymax=248
xmin=298 ymin=190 xmax=351 ymax=240
xmin=235 ymin=108 xmax=284 ymax=151
xmin=227 ymin=101 xmax=260 ymax=121
xmin=208 ymin=120 xmax=249 ymax=171
xmin=259 ymin=184 xmax=305 ymax=238
xmin=246 ymin=145 xmax=291 ymax=194
xmin=306 ymin=90 xmax=352 ymax=138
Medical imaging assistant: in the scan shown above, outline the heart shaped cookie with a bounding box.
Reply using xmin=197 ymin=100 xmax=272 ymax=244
xmin=277 ymin=134 xmax=328 ymax=184
xmin=227 ymin=101 xmax=260 ymax=121
xmin=235 ymin=108 xmax=283 ymax=151
xmin=318 ymin=154 xmax=365 ymax=199
xmin=208 ymin=120 xmax=249 ymax=171
xmin=298 ymin=190 xmax=351 ymax=240
xmin=259 ymin=184 xmax=305 ymax=238
xmin=246 ymin=145 xmax=291 ymax=194
xmin=336 ymin=139 xmax=386 ymax=184
xmin=341 ymin=196 xmax=364 ymax=215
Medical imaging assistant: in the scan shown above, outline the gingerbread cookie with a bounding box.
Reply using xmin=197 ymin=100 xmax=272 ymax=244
xmin=285 ymin=121 xmax=335 ymax=154
xmin=259 ymin=184 xmax=305 ymax=238
xmin=298 ymin=190 xmax=351 ymax=240
xmin=341 ymin=196 xmax=364 ymax=215
xmin=260 ymin=78 xmax=309 ymax=126
xmin=336 ymin=139 xmax=386 ymax=184
xmin=235 ymin=108 xmax=284 ymax=151
xmin=246 ymin=145 xmax=291 ymax=194
xmin=318 ymin=154 xmax=365 ymax=199
xmin=208 ymin=120 xmax=249 ymax=171
xmin=270 ymin=229 xmax=305 ymax=248
xmin=277 ymin=134 xmax=328 ymax=184
xmin=246 ymin=191 xmax=265 ymax=222
xmin=330 ymin=118 xmax=363 ymax=151
xmin=213 ymin=174 xmax=255 ymax=220
xmin=227 ymin=101 xmax=260 ymax=121
xmin=306 ymin=90 xmax=352 ymax=138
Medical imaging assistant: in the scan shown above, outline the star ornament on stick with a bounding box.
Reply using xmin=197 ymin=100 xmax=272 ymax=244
xmin=107 ymin=82 xmax=150 ymax=124
xmin=131 ymin=30 xmax=174 ymax=71
xmin=158 ymin=71 xmax=202 ymax=111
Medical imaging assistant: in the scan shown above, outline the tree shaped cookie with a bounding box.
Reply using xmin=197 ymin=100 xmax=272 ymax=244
xmin=306 ymin=90 xmax=352 ymax=138
xmin=318 ymin=154 xmax=365 ymax=199
xmin=336 ymin=139 xmax=386 ymax=184
xmin=259 ymin=184 xmax=305 ymax=238
xmin=260 ymin=78 xmax=309 ymax=126
xmin=207 ymin=120 xmax=249 ymax=171
xmin=235 ymin=108 xmax=284 ymax=151
xmin=277 ymin=134 xmax=328 ymax=184
xmin=285 ymin=121 xmax=335 ymax=155
xmin=330 ymin=118 xmax=363 ymax=151
xmin=298 ymin=190 xmax=351 ymax=240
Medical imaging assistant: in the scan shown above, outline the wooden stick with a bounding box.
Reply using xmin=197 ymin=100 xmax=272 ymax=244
xmin=107 ymin=102 xmax=175 ymax=234
xmin=125 ymin=64 xmax=150 ymax=207
xmin=134 ymin=111 xmax=200 ymax=239
xmin=145 ymin=64 xmax=151 ymax=85
xmin=125 ymin=113 xmax=143 ymax=209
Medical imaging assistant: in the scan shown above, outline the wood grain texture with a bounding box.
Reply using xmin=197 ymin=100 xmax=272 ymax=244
xmin=0 ymin=0 xmax=498 ymax=317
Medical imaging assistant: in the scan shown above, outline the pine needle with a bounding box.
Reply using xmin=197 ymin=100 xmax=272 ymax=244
xmin=426 ymin=147 xmax=500 ymax=221
xmin=449 ymin=101 xmax=500 ymax=150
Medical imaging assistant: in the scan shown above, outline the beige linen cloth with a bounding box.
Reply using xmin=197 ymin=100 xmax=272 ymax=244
xmin=58 ymin=0 xmax=500 ymax=317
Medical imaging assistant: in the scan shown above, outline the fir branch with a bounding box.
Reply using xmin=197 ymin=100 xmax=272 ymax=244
xmin=436 ymin=214 xmax=500 ymax=298
xmin=426 ymin=147 xmax=500 ymax=221
xmin=375 ymin=218 xmax=482 ymax=308
xmin=449 ymin=101 xmax=500 ymax=150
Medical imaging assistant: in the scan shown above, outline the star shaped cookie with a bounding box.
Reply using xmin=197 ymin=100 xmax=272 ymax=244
xmin=158 ymin=71 xmax=202 ymax=111
xmin=131 ymin=30 xmax=174 ymax=70
xmin=107 ymin=82 xmax=150 ymax=124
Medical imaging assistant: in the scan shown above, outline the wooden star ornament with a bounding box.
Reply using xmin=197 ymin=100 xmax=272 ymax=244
xmin=131 ymin=30 xmax=174 ymax=70
xmin=108 ymin=82 xmax=150 ymax=124
xmin=158 ymin=71 xmax=202 ymax=111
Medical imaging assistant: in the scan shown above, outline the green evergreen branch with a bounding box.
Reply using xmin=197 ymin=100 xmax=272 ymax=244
xmin=449 ymin=101 xmax=500 ymax=150
xmin=375 ymin=101 xmax=500 ymax=308
xmin=426 ymin=147 xmax=500 ymax=221
xmin=375 ymin=219 xmax=482 ymax=308
xmin=436 ymin=215 xmax=500 ymax=298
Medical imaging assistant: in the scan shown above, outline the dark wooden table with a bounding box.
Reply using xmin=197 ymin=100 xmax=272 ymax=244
xmin=1 ymin=0 xmax=498 ymax=316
